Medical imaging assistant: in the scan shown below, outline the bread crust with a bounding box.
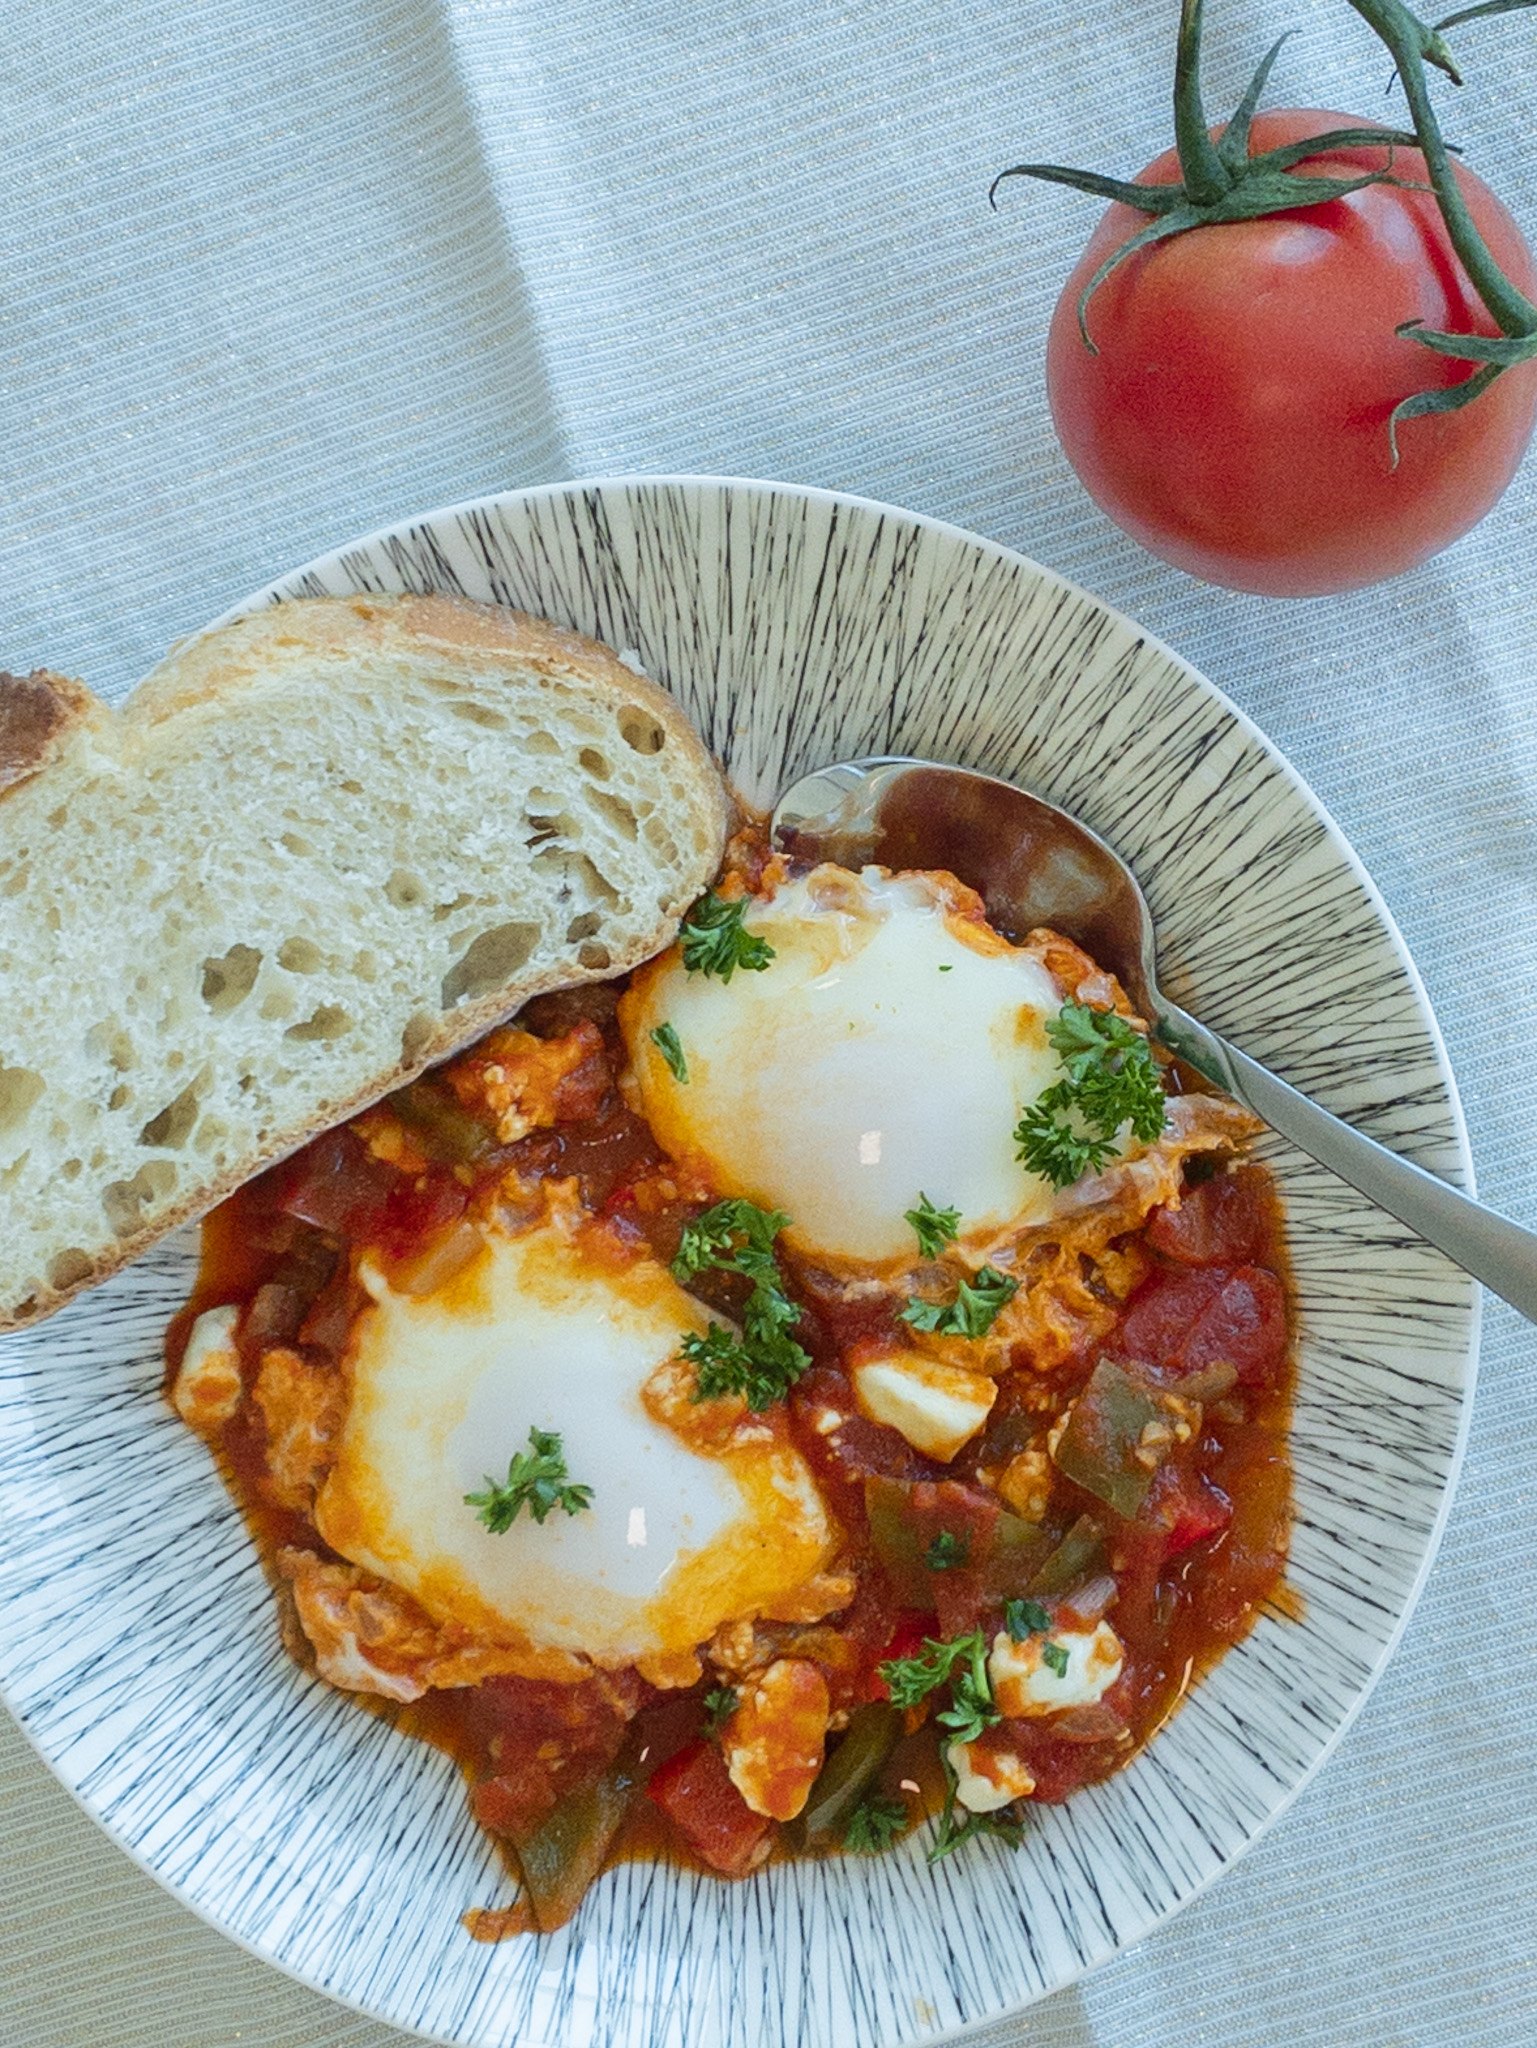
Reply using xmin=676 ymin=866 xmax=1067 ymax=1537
xmin=0 ymin=670 xmax=103 ymax=796
xmin=0 ymin=595 xmax=728 ymax=1332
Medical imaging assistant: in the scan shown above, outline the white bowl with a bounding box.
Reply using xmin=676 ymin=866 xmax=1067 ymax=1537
xmin=0 ymin=478 xmax=1477 ymax=2047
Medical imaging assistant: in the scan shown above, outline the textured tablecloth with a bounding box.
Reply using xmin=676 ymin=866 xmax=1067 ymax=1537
xmin=2 ymin=1 xmax=1535 ymax=2042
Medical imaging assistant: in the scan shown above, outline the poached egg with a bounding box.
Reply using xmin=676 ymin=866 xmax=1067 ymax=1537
xmin=315 ymin=1206 xmax=832 ymax=1672
xmin=620 ymin=866 xmax=1077 ymax=1264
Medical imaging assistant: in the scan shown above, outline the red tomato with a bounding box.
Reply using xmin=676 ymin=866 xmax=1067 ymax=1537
xmin=1145 ymin=1166 xmax=1271 ymax=1267
xmin=1150 ymin=1460 xmax=1234 ymax=1559
xmin=1180 ymin=1269 xmax=1288 ymax=1388
xmin=1115 ymin=1266 xmax=1226 ymax=1366
xmin=1046 ymin=112 xmax=1537 ymax=594
xmin=266 ymin=1128 xmax=403 ymax=1238
xmin=645 ymin=1740 xmax=772 ymax=1877
xmin=1115 ymin=1265 xmax=1287 ymax=1388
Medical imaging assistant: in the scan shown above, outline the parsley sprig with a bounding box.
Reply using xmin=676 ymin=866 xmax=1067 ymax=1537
xmin=901 ymin=1264 xmax=1019 ymax=1338
xmin=465 ymin=1427 xmax=594 ymax=1532
xmin=879 ymin=1628 xmax=1030 ymax=1863
xmin=905 ymin=1192 xmax=961 ymax=1259
xmin=930 ymin=1786 xmax=1027 ymax=1862
xmin=673 ymin=1199 xmax=811 ymax=1411
xmin=1014 ymin=1001 xmax=1167 ymax=1189
xmin=844 ymin=1795 xmax=909 ymax=1854
xmin=878 ymin=1629 xmax=1000 ymax=1746
xmin=650 ymin=1022 xmax=689 ymax=1082
xmin=679 ymin=890 xmax=776 ymax=982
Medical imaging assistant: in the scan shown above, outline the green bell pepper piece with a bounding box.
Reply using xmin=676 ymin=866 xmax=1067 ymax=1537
xmin=800 ymin=1702 xmax=902 ymax=1848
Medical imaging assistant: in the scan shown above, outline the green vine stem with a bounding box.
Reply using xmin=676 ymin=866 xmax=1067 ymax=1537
xmin=992 ymin=0 xmax=1537 ymax=445
xmin=1351 ymin=0 xmax=1537 ymax=328
xmin=1172 ymin=0 xmax=1232 ymax=206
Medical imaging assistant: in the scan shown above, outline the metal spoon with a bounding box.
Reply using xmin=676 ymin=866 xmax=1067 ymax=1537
xmin=772 ymin=754 xmax=1537 ymax=1322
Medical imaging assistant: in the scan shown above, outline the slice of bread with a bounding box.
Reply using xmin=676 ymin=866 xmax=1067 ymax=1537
xmin=0 ymin=594 xmax=729 ymax=1330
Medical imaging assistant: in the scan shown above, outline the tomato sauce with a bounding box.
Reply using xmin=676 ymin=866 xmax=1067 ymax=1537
xmin=167 ymin=960 xmax=1296 ymax=1931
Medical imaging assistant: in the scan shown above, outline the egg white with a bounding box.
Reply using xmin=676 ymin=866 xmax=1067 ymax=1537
xmin=621 ymin=867 xmax=1074 ymax=1264
xmin=315 ymin=1209 xmax=832 ymax=1669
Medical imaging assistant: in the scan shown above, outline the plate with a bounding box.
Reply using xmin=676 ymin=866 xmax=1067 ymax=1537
xmin=0 ymin=478 xmax=1478 ymax=2048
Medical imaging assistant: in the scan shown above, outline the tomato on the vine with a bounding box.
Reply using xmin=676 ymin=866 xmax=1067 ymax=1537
xmin=1044 ymin=111 xmax=1537 ymax=596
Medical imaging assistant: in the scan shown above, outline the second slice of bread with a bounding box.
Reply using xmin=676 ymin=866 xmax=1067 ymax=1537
xmin=0 ymin=594 xmax=729 ymax=1329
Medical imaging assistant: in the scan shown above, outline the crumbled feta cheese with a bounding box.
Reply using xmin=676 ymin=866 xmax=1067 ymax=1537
xmin=171 ymin=1304 xmax=243 ymax=1431
xmin=1045 ymin=1406 xmax=1074 ymax=1460
xmin=989 ymin=1620 xmax=1124 ymax=1716
xmin=851 ymin=1351 xmax=996 ymax=1461
xmin=996 ymin=1446 xmax=1052 ymax=1521
xmin=722 ymin=1658 xmax=831 ymax=1819
xmin=947 ymin=1738 xmax=1036 ymax=1812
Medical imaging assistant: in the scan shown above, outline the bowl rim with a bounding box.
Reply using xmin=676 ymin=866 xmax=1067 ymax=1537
xmin=1 ymin=471 xmax=1481 ymax=2047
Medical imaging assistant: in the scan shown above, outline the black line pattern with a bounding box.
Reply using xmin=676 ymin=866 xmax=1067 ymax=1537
xmin=0 ymin=479 xmax=1477 ymax=2048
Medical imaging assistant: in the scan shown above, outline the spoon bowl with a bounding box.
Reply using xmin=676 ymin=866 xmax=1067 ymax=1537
xmin=772 ymin=755 xmax=1158 ymax=1012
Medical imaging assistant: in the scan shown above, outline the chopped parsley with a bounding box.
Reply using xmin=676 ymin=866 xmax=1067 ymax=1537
xmin=679 ymin=890 xmax=775 ymax=982
xmin=465 ymin=1427 xmax=593 ymax=1532
xmin=1040 ymin=1640 xmax=1071 ymax=1679
xmin=1014 ymin=1000 xmax=1167 ymax=1189
xmin=924 ymin=1530 xmax=971 ymax=1572
xmin=844 ymin=1795 xmax=909 ymax=1854
xmin=673 ymin=1198 xmax=790 ymax=1281
xmin=901 ymin=1264 xmax=1019 ymax=1339
xmin=905 ymin=1192 xmax=961 ymax=1259
xmin=1002 ymin=1599 xmax=1071 ymax=1676
xmin=878 ymin=1629 xmax=1028 ymax=1864
xmin=878 ymin=1628 xmax=1000 ymax=1746
xmin=702 ymin=1685 xmax=739 ymax=1736
xmin=1002 ymin=1597 xmax=1052 ymax=1642
xmin=930 ymin=1781 xmax=1027 ymax=1862
xmin=649 ymin=1021 xmax=689 ymax=1082
xmin=673 ymin=1199 xmax=811 ymax=1411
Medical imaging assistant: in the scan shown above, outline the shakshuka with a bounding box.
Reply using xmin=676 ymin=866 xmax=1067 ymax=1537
xmin=167 ymin=828 xmax=1292 ymax=1935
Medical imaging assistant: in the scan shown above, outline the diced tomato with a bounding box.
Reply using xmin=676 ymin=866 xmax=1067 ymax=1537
xmin=266 ymin=1129 xmax=405 ymax=1238
xmin=372 ymin=1171 xmax=469 ymax=1261
xmin=1004 ymin=1718 xmax=1119 ymax=1803
xmin=645 ymin=1739 xmax=773 ymax=1877
xmin=1145 ymin=1167 xmax=1271 ymax=1267
xmin=864 ymin=1474 xmax=1001 ymax=1626
xmin=1107 ymin=1512 xmax=1168 ymax=1638
xmin=461 ymin=1671 xmax=643 ymax=1787
xmin=1150 ymin=1461 xmax=1234 ymax=1559
xmin=1180 ymin=1269 xmax=1287 ymax=1388
xmin=789 ymin=1368 xmax=932 ymax=1508
xmin=471 ymin=1762 xmax=560 ymax=1839
xmin=296 ymin=1271 xmax=357 ymax=1359
xmin=1114 ymin=1265 xmax=1287 ymax=1390
xmin=1115 ymin=1267 xmax=1226 ymax=1367
xmin=550 ymin=1036 xmax=613 ymax=1123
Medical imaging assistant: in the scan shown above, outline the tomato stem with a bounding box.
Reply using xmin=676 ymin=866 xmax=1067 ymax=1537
xmin=1173 ymin=0 xmax=1232 ymax=206
xmin=1352 ymin=0 xmax=1537 ymax=337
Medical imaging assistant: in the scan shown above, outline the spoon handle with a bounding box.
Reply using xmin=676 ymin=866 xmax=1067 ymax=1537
xmin=1154 ymin=1001 xmax=1536 ymax=1323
